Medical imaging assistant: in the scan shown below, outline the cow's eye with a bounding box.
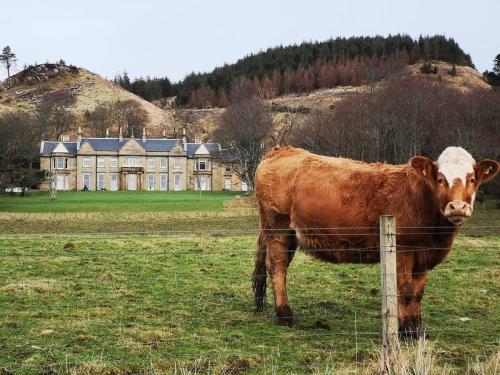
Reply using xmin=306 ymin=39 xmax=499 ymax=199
xmin=437 ymin=177 xmax=445 ymax=185
xmin=469 ymin=178 xmax=475 ymax=184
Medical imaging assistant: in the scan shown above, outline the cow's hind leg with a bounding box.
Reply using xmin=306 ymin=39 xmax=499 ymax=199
xmin=260 ymin=211 xmax=297 ymax=327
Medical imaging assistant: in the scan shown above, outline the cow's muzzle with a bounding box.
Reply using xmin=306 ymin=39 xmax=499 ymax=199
xmin=443 ymin=200 xmax=472 ymax=226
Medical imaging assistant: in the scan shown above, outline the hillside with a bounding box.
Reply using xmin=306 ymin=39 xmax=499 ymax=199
xmin=0 ymin=61 xmax=491 ymax=143
xmin=0 ymin=64 xmax=174 ymax=137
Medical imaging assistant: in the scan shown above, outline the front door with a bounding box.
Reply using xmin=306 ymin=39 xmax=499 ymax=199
xmin=127 ymin=174 xmax=137 ymax=191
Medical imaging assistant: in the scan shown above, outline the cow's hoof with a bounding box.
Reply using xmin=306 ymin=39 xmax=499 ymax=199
xmin=276 ymin=305 xmax=294 ymax=327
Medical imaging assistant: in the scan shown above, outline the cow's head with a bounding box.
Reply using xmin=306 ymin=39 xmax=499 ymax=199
xmin=411 ymin=147 xmax=499 ymax=226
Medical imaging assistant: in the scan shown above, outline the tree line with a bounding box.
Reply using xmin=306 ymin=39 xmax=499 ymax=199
xmin=115 ymin=34 xmax=474 ymax=107
xmin=215 ymin=76 xmax=500 ymax=195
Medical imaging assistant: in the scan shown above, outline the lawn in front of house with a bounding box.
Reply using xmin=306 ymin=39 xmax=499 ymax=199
xmin=0 ymin=191 xmax=241 ymax=213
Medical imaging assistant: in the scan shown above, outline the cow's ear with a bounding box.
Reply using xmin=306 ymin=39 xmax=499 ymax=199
xmin=410 ymin=156 xmax=437 ymax=181
xmin=475 ymin=159 xmax=500 ymax=185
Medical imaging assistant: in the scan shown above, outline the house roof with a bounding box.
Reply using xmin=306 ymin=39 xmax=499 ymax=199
xmin=186 ymin=143 xmax=220 ymax=157
xmin=40 ymin=138 xmax=221 ymax=157
xmin=40 ymin=141 xmax=78 ymax=155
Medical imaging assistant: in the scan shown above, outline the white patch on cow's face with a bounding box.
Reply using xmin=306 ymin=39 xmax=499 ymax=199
xmin=437 ymin=147 xmax=475 ymax=186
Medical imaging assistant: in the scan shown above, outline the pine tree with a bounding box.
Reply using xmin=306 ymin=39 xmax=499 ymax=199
xmin=0 ymin=46 xmax=17 ymax=88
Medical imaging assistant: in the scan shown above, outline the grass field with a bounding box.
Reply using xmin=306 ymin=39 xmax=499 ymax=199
xmin=0 ymin=191 xmax=241 ymax=213
xmin=0 ymin=192 xmax=498 ymax=374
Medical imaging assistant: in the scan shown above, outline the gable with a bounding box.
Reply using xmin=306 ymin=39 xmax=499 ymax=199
xmin=170 ymin=142 xmax=187 ymax=155
xmin=119 ymin=138 xmax=145 ymax=155
xmin=52 ymin=142 xmax=69 ymax=154
xmin=194 ymin=144 xmax=210 ymax=156
xmin=78 ymin=141 xmax=95 ymax=153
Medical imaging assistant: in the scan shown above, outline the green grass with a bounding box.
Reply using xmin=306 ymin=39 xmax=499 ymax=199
xmin=0 ymin=233 xmax=498 ymax=374
xmin=0 ymin=195 xmax=498 ymax=374
xmin=0 ymin=191 xmax=241 ymax=213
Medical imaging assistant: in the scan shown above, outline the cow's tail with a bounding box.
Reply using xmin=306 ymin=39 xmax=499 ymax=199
xmin=252 ymin=232 xmax=267 ymax=312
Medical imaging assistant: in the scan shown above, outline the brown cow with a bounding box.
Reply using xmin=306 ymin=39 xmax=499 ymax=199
xmin=253 ymin=146 xmax=499 ymax=338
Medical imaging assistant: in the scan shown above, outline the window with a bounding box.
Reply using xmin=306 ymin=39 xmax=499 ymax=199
xmin=127 ymin=157 xmax=139 ymax=167
xmin=97 ymin=158 xmax=105 ymax=168
xmin=224 ymin=166 xmax=231 ymax=174
xmin=224 ymin=178 xmax=232 ymax=191
xmin=174 ymin=158 xmax=181 ymax=169
xmin=160 ymin=158 xmax=168 ymax=169
xmin=195 ymin=176 xmax=211 ymax=191
xmin=110 ymin=174 xmax=118 ymax=191
xmin=82 ymin=174 xmax=90 ymax=190
xmin=110 ymin=158 xmax=118 ymax=168
xmin=174 ymin=174 xmax=182 ymax=191
xmin=54 ymin=157 xmax=67 ymax=170
xmin=160 ymin=174 xmax=168 ymax=191
xmin=147 ymin=158 xmax=155 ymax=170
xmin=241 ymin=181 xmax=248 ymax=192
xmin=147 ymin=175 xmax=155 ymax=191
xmin=196 ymin=159 xmax=208 ymax=171
xmin=82 ymin=158 xmax=91 ymax=168
xmin=97 ymin=173 xmax=105 ymax=190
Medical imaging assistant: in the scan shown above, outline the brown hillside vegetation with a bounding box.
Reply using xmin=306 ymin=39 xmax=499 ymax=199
xmin=0 ymin=64 xmax=174 ymax=136
xmin=0 ymin=62 xmax=491 ymax=142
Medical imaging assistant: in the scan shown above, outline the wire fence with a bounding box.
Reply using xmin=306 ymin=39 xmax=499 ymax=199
xmin=0 ymin=220 xmax=499 ymax=373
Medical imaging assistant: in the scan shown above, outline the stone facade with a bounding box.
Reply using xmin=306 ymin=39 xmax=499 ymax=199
xmin=39 ymin=130 xmax=247 ymax=192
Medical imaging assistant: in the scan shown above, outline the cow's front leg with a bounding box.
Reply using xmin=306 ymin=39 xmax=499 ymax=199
xmin=398 ymin=271 xmax=428 ymax=340
xmin=266 ymin=238 xmax=294 ymax=327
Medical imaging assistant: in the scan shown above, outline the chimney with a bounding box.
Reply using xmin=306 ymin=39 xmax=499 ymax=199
xmin=194 ymin=136 xmax=203 ymax=144
xmin=142 ymin=127 xmax=147 ymax=142
xmin=105 ymin=128 xmax=109 ymax=138
xmin=77 ymin=126 xmax=82 ymax=151
xmin=162 ymin=129 xmax=166 ymax=138
xmin=182 ymin=127 xmax=187 ymax=150
xmin=119 ymin=127 xmax=123 ymax=142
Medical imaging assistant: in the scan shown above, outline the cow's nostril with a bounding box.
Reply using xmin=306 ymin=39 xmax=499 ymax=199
xmin=449 ymin=203 xmax=455 ymax=210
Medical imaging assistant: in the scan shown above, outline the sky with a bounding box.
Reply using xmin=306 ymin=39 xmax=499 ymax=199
xmin=1 ymin=0 xmax=499 ymax=82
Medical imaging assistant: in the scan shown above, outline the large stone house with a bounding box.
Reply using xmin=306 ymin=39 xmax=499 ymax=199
xmin=39 ymin=128 xmax=247 ymax=192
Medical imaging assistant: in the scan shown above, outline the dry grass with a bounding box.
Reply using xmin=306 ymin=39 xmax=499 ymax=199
xmin=1 ymin=278 xmax=59 ymax=294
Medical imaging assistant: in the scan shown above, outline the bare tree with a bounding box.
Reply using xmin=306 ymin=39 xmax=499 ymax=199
xmin=214 ymin=96 xmax=273 ymax=191
xmin=84 ymin=102 xmax=116 ymax=136
xmin=0 ymin=46 xmax=17 ymax=88
xmin=113 ymin=100 xmax=149 ymax=137
xmin=36 ymin=91 xmax=76 ymax=140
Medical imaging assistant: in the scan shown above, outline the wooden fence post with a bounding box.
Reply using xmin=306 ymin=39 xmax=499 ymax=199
xmin=380 ymin=215 xmax=398 ymax=370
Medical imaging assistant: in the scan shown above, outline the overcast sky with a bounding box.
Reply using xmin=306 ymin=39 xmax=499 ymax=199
xmin=1 ymin=0 xmax=498 ymax=82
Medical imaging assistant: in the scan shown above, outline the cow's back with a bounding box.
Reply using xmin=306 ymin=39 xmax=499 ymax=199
xmin=255 ymin=147 xmax=395 ymax=225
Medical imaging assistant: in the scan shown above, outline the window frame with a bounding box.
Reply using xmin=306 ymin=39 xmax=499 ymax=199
xmin=147 ymin=158 xmax=155 ymax=170
xmin=97 ymin=158 xmax=105 ymax=168
xmin=160 ymin=174 xmax=168 ymax=191
xmin=82 ymin=157 xmax=91 ymax=168
xmin=160 ymin=158 xmax=168 ymax=169
xmin=173 ymin=157 xmax=182 ymax=170
xmin=82 ymin=173 xmax=90 ymax=190
xmin=55 ymin=157 xmax=67 ymax=170
xmin=97 ymin=173 xmax=105 ymax=190
xmin=110 ymin=158 xmax=118 ymax=168
xmin=127 ymin=157 xmax=139 ymax=167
